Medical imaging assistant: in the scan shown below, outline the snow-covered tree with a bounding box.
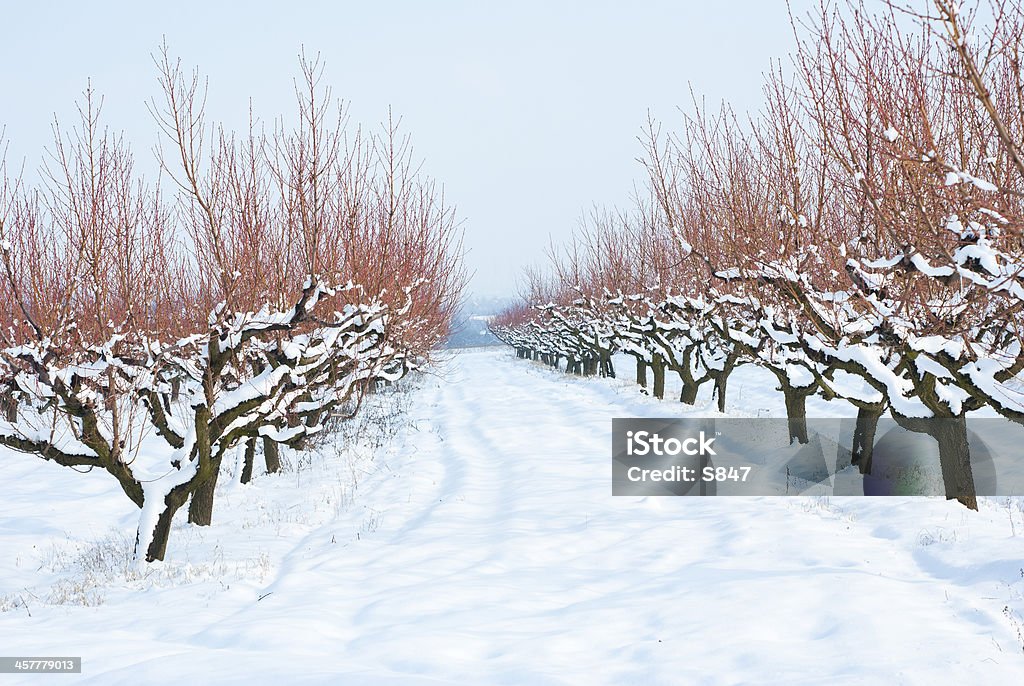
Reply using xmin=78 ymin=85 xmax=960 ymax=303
xmin=496 ymin=0 xmax=1024 ymax=509
xmin=0 ymin=49 xmax=464 ymax=561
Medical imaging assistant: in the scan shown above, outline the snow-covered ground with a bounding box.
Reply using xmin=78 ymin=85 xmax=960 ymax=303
xmin=2 ymin=347 xmax=1024 ymax=684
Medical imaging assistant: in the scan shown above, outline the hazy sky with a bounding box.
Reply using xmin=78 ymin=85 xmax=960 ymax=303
xmin=0 ymin=0 xmax=818 ymax=297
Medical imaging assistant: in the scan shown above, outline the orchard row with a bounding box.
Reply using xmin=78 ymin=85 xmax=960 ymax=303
xmin=493 ymin=1 xmax=1024 ymax=509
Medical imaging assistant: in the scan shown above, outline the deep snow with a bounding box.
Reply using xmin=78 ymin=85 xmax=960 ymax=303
xmin=1 ymin=347 xmax=1024 ymax=684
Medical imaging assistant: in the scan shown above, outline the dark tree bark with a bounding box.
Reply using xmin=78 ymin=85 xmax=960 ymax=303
xmin=674 ymin=346 xmax=709 ymax=406
xmin=187 ymin=427 xmax=222 ymax=526
xmin=150 ymin=408 xmax=216 ymax=558
xmin=781 ymin=385 xmax=812 ymax=445
xmin=932 ymin=416 xmax=978 ymax=511
xmin=187 ymin=471 xmax=218 ymax=525
xmin=713 ymin=372 xmax=728 ymax=413
xmin=600 ymin=350 xmax=615 ymax=378
xmin=851 ymin=405 xmax=884 ymax=474
xmin=679 ymin=375 xmax=699 ymax=405
xmin=240 ymin=438 xmax=257 ymax=484
xmin=890 ymin=412 xmax=979 ymax=511
xmin=709 ymin=352 xmax=741 ymax=414
xmin=144 ymin=487 xmax=191 ymax=562
xmin=635 ymin=357 xmax=648 ymax=389
xmin=651 ymin=354 xmax=666 ymax=400
xmin=263 ymin=437 xmax=281 ymax=474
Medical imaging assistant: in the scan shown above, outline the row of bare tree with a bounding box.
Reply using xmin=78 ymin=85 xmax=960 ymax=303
xmin=493 ymin=0 xmax=1024 ymax=509
xmin=0 ymin=47 xmax=465 ymax=561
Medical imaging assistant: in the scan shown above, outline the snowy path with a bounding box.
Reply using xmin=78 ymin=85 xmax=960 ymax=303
xmin=2 ymin=348 xmax=1024 ymax=684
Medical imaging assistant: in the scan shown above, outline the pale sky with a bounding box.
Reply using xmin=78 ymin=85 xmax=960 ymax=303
xmin=0 ymin=0 xmax=818 ymax=297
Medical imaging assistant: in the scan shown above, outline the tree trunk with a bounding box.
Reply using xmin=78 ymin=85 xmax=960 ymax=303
xmin=651 ymin=355 xmax=666 ymax=400
xmin=602 ymin=350 xmax=615 ymax=378
xmin=851 ymin=406 xmax=883 ymax=474
xmin=636 ymin=358 xmax=647 ymax=389
xmin=782 ymin=386 xmax=810 ymax=445
xmin=710 ymin=353 xmax=740 ymax=414
xmin=679 ymin=374 xmax=699 ymax=405
xmin=713 ymin=372 xmax=728 ymax=413
xmin=263 ymin=437 xmax=281 ymax=474
xmin=144 ymin=501 xmax=180 ymax=562
xmin=933 ymin=416 xmax=978 ymax=511
xmin=240 ymin=438 xmax=257 ymax=484
xmin=675 ymin=347 xmax=703 ymax=406
xmin=187 ymin=455 xmax=222 ymax=525
xmin=141 ymin=484 xmax=191 ymax=562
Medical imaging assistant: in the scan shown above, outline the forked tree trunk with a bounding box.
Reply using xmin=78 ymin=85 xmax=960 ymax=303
xmin=710 ymin=352 xmax=741 ymax=414
xmin=146 ymin=411 xmax=214 ymax=560
xmin=676 ymin=347 xmax=704 ymax=406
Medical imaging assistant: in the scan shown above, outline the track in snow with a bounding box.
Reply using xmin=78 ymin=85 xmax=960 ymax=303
xmin=1 ymin=347 xmax=1023 ymax=684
